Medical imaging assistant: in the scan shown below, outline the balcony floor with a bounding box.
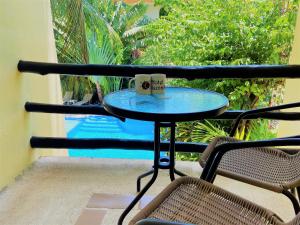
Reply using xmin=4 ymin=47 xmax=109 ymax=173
xmin=0 ymin=157 xmax=295 ymax=225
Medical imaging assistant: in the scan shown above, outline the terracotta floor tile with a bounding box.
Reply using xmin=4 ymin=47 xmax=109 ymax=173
xmin=75 ymin=208 xmax=107 ymax=225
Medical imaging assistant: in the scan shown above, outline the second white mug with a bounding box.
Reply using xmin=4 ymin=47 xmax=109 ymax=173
xmin=151 ymin=74 xmax=166 ymax=94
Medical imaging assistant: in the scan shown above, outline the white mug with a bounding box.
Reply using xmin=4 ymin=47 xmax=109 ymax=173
xmin=151 ymin=74 xmax=166 ymax=94
xmin=129 ymin=74 xmax=151 ymax=95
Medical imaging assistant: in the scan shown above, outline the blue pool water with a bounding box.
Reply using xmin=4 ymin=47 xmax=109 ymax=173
xmin=66 ymin=115 xmax=157 ymax=159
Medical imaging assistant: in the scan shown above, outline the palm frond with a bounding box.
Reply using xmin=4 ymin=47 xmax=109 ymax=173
xmin=122 ymin=25 xmax=146 ymax=39
xmin=51 ymin=0 xmax=89 ymax=63
xmin=87 ymin=34 xmax=122 ymax=95
xmin=82 ymin=0 xmax=124 ymax=51
xmin=124 ymin=2 xmax=148 ymax=29
xmin=191 ymin=120 xmax=228 ymax=143
xmin=111 ymin=0 xmax=123 ymax=28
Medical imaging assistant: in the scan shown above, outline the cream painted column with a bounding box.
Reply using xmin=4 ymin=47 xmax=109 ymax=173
xmin=0 ymin=0 xmax=66 ymax=190
xmin=277 ymin=6 xmax=300 ymax=137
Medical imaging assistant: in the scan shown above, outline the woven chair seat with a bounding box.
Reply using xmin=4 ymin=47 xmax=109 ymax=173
xmin=130 ymin=177 xmax=300 ymax=225
xmin=200 ymin=137 xmax=300 ymax=192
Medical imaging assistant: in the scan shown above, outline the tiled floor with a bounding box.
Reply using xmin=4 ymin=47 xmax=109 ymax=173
xmin=0 ymin=157 xmax=296 ymax=225
xmin=75 ymin=194 xmax=154 ymax=225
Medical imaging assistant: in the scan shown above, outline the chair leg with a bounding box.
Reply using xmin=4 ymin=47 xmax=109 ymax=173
xmin=282 ymin=189 xmax=300 ymax=214
xmin=211 ymin=173 xmax=217 ymax=183
xmin=291 ymin=188 xmax=297 ymax=196
xmin=296 ymin=187 xmax=300 ymax=201
xmin=137 ymin=169 xmax=154 ymax=192
xmin=174 ymin=169 xmax=186 ymax=177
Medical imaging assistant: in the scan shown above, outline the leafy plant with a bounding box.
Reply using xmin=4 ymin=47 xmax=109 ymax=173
xmin=51 ymin=0 xmax=150 ymax=99
xmin=247 ymin=119 xmax=277 ymax=141
xmin=87 ymin=33 xmax=122 ymax=101
xmin=51 ymin=0 xmax=93 ymax=100
xmin=83 ymin=0 xmax=150 ymax=64
xmin=137 ymin=0 xmax=298 ymax=143
xmin=191 ymin=121 xmax=228 ymax=143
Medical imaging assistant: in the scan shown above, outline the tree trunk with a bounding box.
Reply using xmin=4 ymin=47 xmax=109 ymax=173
xmin=96 ymin=82 xmax=103 ymax=103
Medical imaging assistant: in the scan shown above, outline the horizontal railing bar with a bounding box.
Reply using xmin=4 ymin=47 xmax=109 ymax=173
xmin=25 ymin=102 xmax=108 ymax=114
xmin=218 ymin=110 xmax=300 ymax=120
xmin=30 ymin=136 xmax=300 ymax=154
xmin=18 ymin=60 xmax=300 ymax=79
xmin=25 ymin=102 xmax=300 ymax=120
xmin=30 ymin=136 xmax=208 ymax=153
xmin=25 ymin=102 xmax=125 ymax=121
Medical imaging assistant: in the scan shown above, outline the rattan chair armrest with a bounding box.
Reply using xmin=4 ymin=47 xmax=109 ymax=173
xmin=230 ymin=101 xmax=300 ymax=136
xmin=135 ymin=219 xmax=194 ymax=225
xmin=201 ymin=137 xmax=300 ymax=182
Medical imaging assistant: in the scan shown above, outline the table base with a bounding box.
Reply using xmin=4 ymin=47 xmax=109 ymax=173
xmin=136 ymin=158 xmax=187 ymax=192
xmin=118 ymin=121 xmax=185 ymax=225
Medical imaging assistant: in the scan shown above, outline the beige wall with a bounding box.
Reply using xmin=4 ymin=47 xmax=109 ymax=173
xmin=278 ymin=6 xmax=300 ymax=137
xmin=0 ymin=0 xmax=65 ymax=190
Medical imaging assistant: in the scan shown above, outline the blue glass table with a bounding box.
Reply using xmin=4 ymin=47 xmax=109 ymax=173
xmin=103 ymin=87 xmax=229 ymax=225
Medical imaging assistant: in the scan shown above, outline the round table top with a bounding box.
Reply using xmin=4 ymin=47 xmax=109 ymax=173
xmin=103 ymin=87 xmax=229 ymax=122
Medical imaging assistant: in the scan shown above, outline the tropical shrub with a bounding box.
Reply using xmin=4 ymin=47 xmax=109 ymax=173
xmin=137 ymin=0 xmax=298 ymax=134
xmin=139 ymin=0 xmax=298 ymax=103
xmin=137 ymin=0 xmax=298 ymax=160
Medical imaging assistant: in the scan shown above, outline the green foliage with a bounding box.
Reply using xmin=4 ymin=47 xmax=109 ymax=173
xmin=138 ymin=0 xmax=298 ymax=110
xmin=87 ymin=32 xmax=122 ymax=97
xmin=248 ymin=119 xmax=277 ymax=141
xmin=191 ymin=120 xmax=228 ymax=143
xmin=51 ymin=0 xmax=93 ymax=100
xmin=51 ymin=0 xmax=89 ymax=64
xmin=83 ymin=0 xmax=150 ymax=64
xmin=83 ymin=0 xmax=149 ymax=97
xmin=143 ymin=0 xmax=297 ymax=66
xmin=51 ymin=0 xmax=150 ymax=99
xmin=60 ymin=76 xmax=93 ymax=101
xmin=138 ymin=0 xmax=298 ymax=160
xmin=173 ymin=121 xmax=227 ymax=161
xmin=161 ymin=120 xmax=227 ymax=161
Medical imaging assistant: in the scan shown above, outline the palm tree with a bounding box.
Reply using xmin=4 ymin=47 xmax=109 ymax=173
xmin=87 ymin=33 xmax=122 ymax=101
xmin=51 ymin=0 xmax=150 ymax=101
xmin=51 ymin=0 xmax=89 ymax=64
xmin=84 ymin=0 xmax=150 ymax=101
xmin=51 ymin=0 xmax=93 ymax=100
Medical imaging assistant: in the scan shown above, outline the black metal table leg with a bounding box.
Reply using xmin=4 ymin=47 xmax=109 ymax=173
xmin=174 ymin=169 xmax=186 ymax=177
xmin=136 ymin=169 xmax=154 ymax=192
xmin=118 ymin=122 xmax=161 ymax=225
xmin=169 ymin=122 xmax=176 ymax=181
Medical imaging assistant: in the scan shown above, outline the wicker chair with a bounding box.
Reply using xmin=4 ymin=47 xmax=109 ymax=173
xmin=200 ymin=102 xmax=300 ymax=214
xmin=130 ymin=138 xmax=300 ymax=225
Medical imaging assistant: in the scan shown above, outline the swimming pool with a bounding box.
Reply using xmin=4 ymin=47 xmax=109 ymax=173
xmin=66 ymin=115 xmax=158 ymax=159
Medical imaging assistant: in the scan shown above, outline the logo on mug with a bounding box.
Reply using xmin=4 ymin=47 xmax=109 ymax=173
xmin=142 ymin=81 xmax=150 ymax=90
xmin=129 ymin=74 xmax=166 ymax=95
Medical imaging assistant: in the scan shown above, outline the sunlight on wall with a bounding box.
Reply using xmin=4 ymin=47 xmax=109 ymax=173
xmin=0 ymin=0 xmax=66 ymax=190
xmin=278 ymin=5 xmax=300 ymax=137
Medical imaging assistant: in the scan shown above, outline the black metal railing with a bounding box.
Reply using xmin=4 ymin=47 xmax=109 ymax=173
xmin=18 ymin=60 xmax=300 ymax=79
xmin=19 ymin=60 xmax=300 ymax=153
xmin=30 ymin=136 xmax=208 ymax=152
xmin=25 ymin=102 xmax=300 ymax=120
xmin=25 ymin=102 xmax=125 ymax=121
